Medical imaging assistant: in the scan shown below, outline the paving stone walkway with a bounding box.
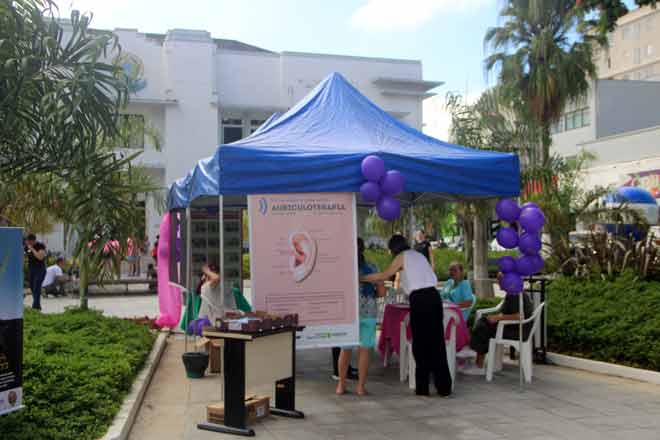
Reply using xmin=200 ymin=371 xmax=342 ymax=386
xmin=129 ymin=335 xmax=660 ymax=440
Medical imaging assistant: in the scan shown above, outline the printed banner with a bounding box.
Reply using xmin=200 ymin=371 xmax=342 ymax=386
xmin=0 ymin=227 xmax=24 ymax=416
xmin=248 ymin=193 xmax=359 ymax=349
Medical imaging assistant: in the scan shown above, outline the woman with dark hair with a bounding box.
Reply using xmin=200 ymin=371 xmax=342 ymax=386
xmin=362 ymin=234 xmax=452 ymax=396
xmin=198 ymin=263 xmax=236 ymax=321
xmin=336 ymin=238 xmax=386 ymax=396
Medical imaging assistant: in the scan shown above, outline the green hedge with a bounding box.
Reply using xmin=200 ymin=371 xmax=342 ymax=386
xmin=0 ymin=309 xmax=156 ymax=440
xmin=547 ymin=272 xmax=660 ymax=372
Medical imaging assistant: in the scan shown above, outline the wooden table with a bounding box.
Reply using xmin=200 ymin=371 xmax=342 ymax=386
xmin=198 ymin=326 xmax=305 ymax=437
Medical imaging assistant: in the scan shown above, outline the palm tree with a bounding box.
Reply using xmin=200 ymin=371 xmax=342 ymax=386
xmin=484 ymin=0 xmax=597 ymax=166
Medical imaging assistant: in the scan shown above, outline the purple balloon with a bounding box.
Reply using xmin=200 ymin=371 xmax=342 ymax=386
xmin=361 ymin=155 xmax=385 ymax=183
xmin=360 ymin=181 xmax=381 ymax=203
xmin=377 ymin=196 xmax=401 ymax=221
xmin=501 ymin=272 xmax=524 ymax=295
xmin=496 ymin=199 xmax=521 ymax=223
xmin=521 ymin=202 xmax=539 ymax=211
xmin=380 ymin=170 xmax=405 ymax=197
xmin=519 ymin=207 xmax=545 ymax=233
xmin=518 ymin=233 xmax=542 ymax=256
xmin=515 ymin=256 xmax=536 ymax=276
xmin=529 ymin=254 xmax=545 ymax=274
xmin=498 ymin=256 xmax=517 ymax=273
xmin=496 ymin=227 xmax=519 ymax=249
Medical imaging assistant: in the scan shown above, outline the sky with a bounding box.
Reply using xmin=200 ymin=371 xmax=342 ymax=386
xmin=58 ymin=0 xmax=640 ymax=140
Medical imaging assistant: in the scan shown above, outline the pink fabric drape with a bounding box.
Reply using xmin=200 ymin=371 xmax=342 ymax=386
xmin=155 ymin=212 xmax=182 ymax=328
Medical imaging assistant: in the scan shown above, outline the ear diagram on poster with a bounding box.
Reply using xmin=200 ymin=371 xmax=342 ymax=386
xmin=289 ymin=231 xmax=317 ymax=283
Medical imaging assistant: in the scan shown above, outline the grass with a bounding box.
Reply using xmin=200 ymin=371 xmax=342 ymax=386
xmin=0 ymin=308 xmax=156 ymax=440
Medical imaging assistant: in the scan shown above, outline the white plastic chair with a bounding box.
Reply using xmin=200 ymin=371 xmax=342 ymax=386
xmin=485 ymin=302 xmax=545 ymax=383
xmin=474 ymin=300 xmax=504 ymax=326
xmin=399 ymin=308 xmax=459 ymax=391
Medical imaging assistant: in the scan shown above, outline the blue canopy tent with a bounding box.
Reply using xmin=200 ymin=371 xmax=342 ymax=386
xmin=167 ymin=72 xmax=520 ymax=210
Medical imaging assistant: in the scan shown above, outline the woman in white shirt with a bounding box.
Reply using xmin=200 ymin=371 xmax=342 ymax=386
xmin=198 ymin=263 xmax=236 ymax=322
xmin=362 ymin=234 xmax=452 ymax=396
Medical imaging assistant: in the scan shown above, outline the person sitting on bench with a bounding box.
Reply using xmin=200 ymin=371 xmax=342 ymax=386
xmin=42 ymin=257 xmax=70 ymax=297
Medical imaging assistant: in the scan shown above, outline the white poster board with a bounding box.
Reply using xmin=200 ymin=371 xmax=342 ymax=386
xmin=248 ymin=193 xmax=359 ymax=349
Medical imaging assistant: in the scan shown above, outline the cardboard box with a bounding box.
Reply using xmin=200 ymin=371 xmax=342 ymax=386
xmin=195 ymin=337 xmax=223 ymax=374
xmin=207 ymin=396 xmax=270 ymax=425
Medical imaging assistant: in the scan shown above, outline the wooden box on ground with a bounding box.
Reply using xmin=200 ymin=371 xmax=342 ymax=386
xmin=195 ymin=337 xmax=223 ymax=374
xmin=207 ymin=396 xmax=270 ymax=425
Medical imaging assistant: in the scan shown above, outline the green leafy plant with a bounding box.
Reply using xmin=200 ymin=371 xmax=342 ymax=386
xmin=561 ymin=232 xmax=660 ymax=281
xmin=547 ymin=273 xmax=660 ymax=371
xmin=0 ymin=309 xmax=155 ymax=440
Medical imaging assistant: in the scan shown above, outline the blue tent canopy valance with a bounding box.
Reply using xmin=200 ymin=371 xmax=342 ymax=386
xmin=167 ymin=72 xmax=520 ymax=210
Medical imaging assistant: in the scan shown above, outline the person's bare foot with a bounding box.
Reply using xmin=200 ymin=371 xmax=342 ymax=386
xmin=335 ymin=384 xmax=346 ymax=395
xmin=356 ymin=387 xmax=368 ymax=396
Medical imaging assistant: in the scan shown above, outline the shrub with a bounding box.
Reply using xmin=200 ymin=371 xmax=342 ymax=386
xmin=547 ymin=272 xmax=660 ymax=371
xmin=0 ymin=309 xmax=156 ymax=440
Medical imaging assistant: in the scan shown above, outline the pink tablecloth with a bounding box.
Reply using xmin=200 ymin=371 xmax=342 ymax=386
xmin=377 ymin=302 xmax=470 ymax=359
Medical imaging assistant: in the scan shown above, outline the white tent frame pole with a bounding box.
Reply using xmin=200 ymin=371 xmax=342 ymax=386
xmin=519 ymin=289 xmax=524 ymax=391
xmin=185 ymin=206 xmax=192 ymax=353
xmin=219 ymin=196 xmax=225 ymax=308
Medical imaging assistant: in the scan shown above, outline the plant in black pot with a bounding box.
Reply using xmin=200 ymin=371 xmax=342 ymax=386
xmin=182 ymin=316 xmax=210 ymax=379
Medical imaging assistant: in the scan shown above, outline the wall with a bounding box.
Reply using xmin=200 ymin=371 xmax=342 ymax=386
xmin=162 ymin=30 xmax=219 ymax=185
xmin=279 ymin=52 xmax=423 ymax=128
xmin=216 ymin=51 xmax=282 ymax=111
xmin=580 ymin=124 xmax=660 ymax=167
xmin=595 ymin=79 xmax=660 ymax=138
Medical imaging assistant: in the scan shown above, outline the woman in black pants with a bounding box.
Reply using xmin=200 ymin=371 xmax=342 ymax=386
xmin=362 ymin=235 xmax=451 ymax=396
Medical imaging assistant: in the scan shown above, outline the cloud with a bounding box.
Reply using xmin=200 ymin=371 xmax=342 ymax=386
xmin=56 ymin=0 xmax=131 ymax=20
xmin=350 ymin=0 xmax=490 ymax=31
xmin=423 ymin=91 xmax=482 ymax=141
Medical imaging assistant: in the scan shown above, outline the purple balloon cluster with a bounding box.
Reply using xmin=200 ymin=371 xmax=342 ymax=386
xmin=495 ymin=199 xmax=546 ymax=296
xmin=187 ymin=316 xmax=211 ymax=336
xmin=359 ymin=155 xmax=405 ymax=221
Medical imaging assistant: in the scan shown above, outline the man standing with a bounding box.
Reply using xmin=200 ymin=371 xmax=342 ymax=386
xmin=413 ymin=230 xmax=435 ymax=271
xmin=25 ymin=233 xmax=47 ymax=310
xmin=42 ymin=257 xmax=69 ymax=297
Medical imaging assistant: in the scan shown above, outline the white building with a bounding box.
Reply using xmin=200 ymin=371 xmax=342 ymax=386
xmin=551 ymin=6 xmax=660 ymax=199
xmin=44 ymin=26 xmax=441 ymax=254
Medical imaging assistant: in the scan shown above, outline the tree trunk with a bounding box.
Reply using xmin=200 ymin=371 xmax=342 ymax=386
xmin=79 ymin=261 xmax=89 ymax=310
xmin=462 ymin=214 xmax=474 ymax=270
xmin=541 ymin=123 xmax=552 ymax=166
xmin=472 ymin=215 xmax=494 ymax=298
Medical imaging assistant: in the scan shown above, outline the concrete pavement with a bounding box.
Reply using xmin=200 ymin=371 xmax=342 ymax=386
xmin=128 ymin=336 xmax=660 ymax=440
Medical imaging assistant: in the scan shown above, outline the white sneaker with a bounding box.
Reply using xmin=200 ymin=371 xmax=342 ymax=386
xmin=456 ymin=347 xmax=477 ymax=359
xmin=461 ymin=366 xmax=485 ymax=376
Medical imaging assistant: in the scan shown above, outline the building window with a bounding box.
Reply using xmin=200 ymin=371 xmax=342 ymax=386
xmin=647 ymin=45 xmax=654 ymax=57
xmin=553 ymin=108 xmax=590 ymax=134
xmin=608 ymin=33 xmax=615 ymax=48
xmin=222 ymin=117 xmax=243 ymax=144
xmin=646 ymin=16 xmax=654 ymax=32
xmin=250 ymin=119 xmax=267 ymax=134
xmin=106 ymin=114 xmax=145 ymax=149
xmin=622 ymin=26 xmax=631 ymax=40
xmin=634 ymin=48 xmax=641 ymax=64
xmin=633 ymin=22 xmax=641 ymax=39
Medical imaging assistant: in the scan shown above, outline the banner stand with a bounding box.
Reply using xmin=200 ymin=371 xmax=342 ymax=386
xmin=0 ymin=227 xmax=25 ymax=416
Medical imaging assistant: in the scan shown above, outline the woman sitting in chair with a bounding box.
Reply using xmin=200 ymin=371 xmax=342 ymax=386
xmin=439 ymin=262 xmax=475 ymax=321
xmin=464 ymin=284 xmax=533 ymax=375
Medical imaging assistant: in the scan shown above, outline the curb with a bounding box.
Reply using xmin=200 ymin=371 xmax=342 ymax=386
xmin=101 ymin=330 xmax=169 ymax=440
xmin=547 ymin=352 xmax=660 ymax=385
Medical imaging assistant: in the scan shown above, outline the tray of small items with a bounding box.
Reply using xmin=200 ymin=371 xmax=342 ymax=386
xmin=214 ymin=311 xmax=300 ymax=334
